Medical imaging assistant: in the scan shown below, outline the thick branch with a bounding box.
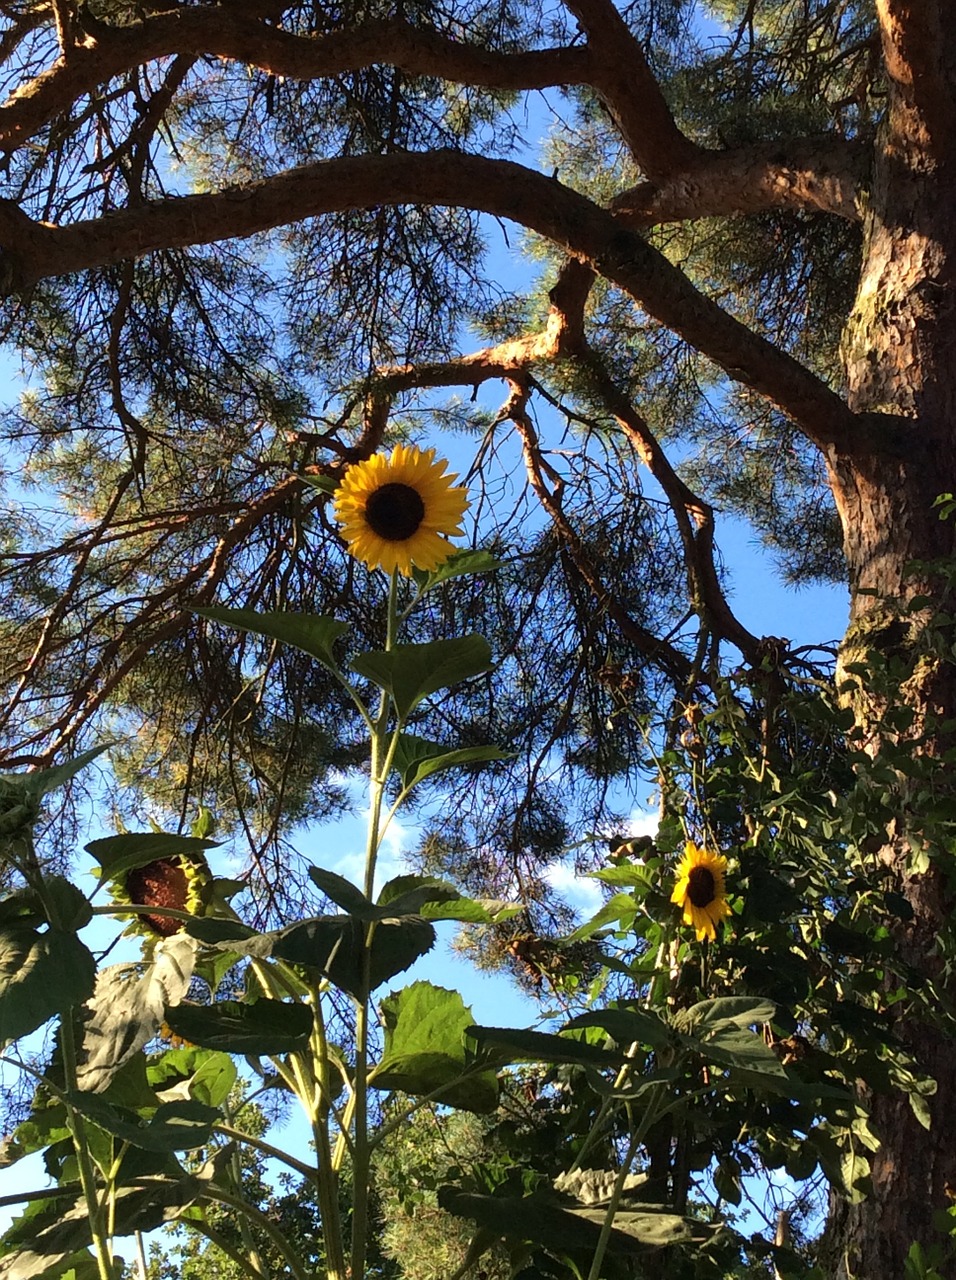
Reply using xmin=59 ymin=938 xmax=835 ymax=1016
xmin=0 ymin=11 xmax=592 ymax=151
xmin=0 ymin=149 xmax=859 ymax=453
xmin=563 ymin=0 xmax=700 ymax=176
xmin=613 ymin=136 xmax=867 ymax=226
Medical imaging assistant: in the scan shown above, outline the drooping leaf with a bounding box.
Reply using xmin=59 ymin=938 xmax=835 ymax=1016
xmin=147 ymin=1046 xmax=238 ymax=1108
xmin=85 ymin=832 xmax=217 ymax=880
xmin=194 ymin=607 xmax=349 ymax=669
xmin=76 ymin=934 xmax=197 ymax=1092
xmin=65 ymin=1094 xmax=220 ymax=1152
xmin=371 ymin=982 xmax=499 ymax=1112
xmin=681 ymin=996 xmax=777 ymax=1031
xmin=467 ymin=1026 xmax=624 ymax=1069
xmin=350 ymin=635 xmax=493 ymax=720
xmin=375 ymin=875 xmax=462 ymax=916
xmin=437 ymin=1189 xmax=696 ymax=1256
xmin=164 ymin=999 xmax=314 ymax=1055
xmin=564 ymin=1007 xmax=674 ymax=1050
xmin=0 ymin=928 xmax=95 ymax=1045
xmin=271 ymin=914 xmax=435 ymax=998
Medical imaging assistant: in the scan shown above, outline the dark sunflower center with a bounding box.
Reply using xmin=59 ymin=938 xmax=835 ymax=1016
xmin=687 ymin=865 xmax=716 ymax=908
xmin=365 ymin=483 xmax=426 ymax=541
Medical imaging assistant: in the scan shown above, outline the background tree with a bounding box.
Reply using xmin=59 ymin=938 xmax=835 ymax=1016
xmin=0 ymin=0 xmax=953 ymax=1274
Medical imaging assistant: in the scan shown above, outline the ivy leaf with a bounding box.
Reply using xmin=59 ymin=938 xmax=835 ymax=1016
xmin=371 ymin=982 xmax=499 ymax=1112
xmin=194 ymin=607 xmax=349 ymax=669
xmin=350 ymin=636 xmax=492 ymax=720
xmin=164 ymin=999 xmax=313 ymax=1055
xmin=0 ymin=928 xmax=95 ymax=1045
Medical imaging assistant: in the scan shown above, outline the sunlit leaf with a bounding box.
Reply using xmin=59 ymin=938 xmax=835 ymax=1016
xmin=371 ymin=982 xmax=498 ymax=1112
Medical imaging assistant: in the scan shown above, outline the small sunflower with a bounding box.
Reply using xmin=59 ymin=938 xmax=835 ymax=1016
xmin=333 ymin=444 xmax=469 ymax=575
xmin=670 ymin=842 xmax=732 ymax=942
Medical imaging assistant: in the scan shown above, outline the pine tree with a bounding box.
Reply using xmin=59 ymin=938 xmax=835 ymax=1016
xmin=0 ymin=1 xmax=953 ymax=1273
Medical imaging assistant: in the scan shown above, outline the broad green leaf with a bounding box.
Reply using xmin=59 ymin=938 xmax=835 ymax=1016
xmin=422 ymin=897 xmax=522 ymax=924
xmin=412 ymin=549 xmax=502 ymax=591
xmin=376 ymin=875 xmax=462 ymax=916
xmin=272 ymin=914 xmax=435 ymax=998
xmin=43 ymin=877 xmax=92 ymax=931
xmin=0 ymin=929 xmax=95 ymax=1045
xmin=437 ymin=1189 xmax=686 ymax=1256
xmin=194 ymin=607 xmax=348 ymax=669
xmin=0 ymin=744 xmax=113 ymax=800
xmin=85 ymin=832 xmax=217 ymax=879
xmin=681 ymin=997 xmax=777 ymax=1031
xmin=308 ymin=866 xmax=373 ymax=916
xmin=0 ymin=1180 xmax=198 ymax=1277
xmin=840 ymin=1149 xmax=871 ymax=1204
xmin=65 ymin=1094 xmax=220 ymax=1152
xmin=185 ymin=916 xmax=259 ymax=946
xmin=467 ymin=1026 xmax=624 ymax=1069
xmin=371 ymin=982 xmax=499 ymax=1112
xmin=564 ymin=1007 xmax=673 ymax=1050
xmin=681 ymin=1025 xmax=787 ymax=1077
xmin=76 ymin=935 xmax=197 ymax=1092
xmin=148 ymin=1046 xmax=238 ymax=1108
xmin=350 ymin=635 xmax=492 ymax=720
xmin=910 ymin=1090 xmax=933 ymax=1130
xmin=392 ymin=733 xmax=510 ymax=791
xmin=164 ymin=999 xmax=313 ymax=1055
xmin=565 ymin=893 xmax=639 ymax=943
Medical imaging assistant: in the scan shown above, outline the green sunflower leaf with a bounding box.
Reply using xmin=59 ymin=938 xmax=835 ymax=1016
xmin=392 ymin=733 xmax=512 ymax=791
xmin=411 ymin=549 xmax=502 ymax=591
xmin=194 ymin=607 xmax=349 ymax=669
xmin=308 ymin=866 xmax=373 ymax=916
xmin=64 ymin=1095 xmax=220 ymax=1153
xmin=466 ymin=1026 xmax=624 ymax=1069
xmin=0 ymin=928 xmax=95 ymax=1045
xmin=564 ymin=1007 xmax=673 ymax=1049
xmin=371 ymin=981 xmax=499 ymax=1112
xmin=164 ymin=998 xmax=313 ymax=1055
xmin=375 ymin=875 xmax=462 ymax=916
xmin=271 ymin=914 xmax=435 ymax=998
xmin=85 ymin=832 xmax=217 ymax=879
xmin=681 ymin=997 xmax=777 ymax=1031
xmin=0 ymin=744 xmax=113 ymax=800
xmin=350 ymin=636 xmax=492 ymax=720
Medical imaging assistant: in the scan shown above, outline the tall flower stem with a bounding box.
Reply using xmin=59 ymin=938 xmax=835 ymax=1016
xmin=352 ymin=569 xmax=401 ymax=1279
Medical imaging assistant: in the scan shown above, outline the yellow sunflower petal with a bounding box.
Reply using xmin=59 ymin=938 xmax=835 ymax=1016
xmin=670 ymin=842 xmax=732 ymax=942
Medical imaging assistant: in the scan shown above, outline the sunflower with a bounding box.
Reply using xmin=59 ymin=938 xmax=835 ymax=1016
xmin=112 ymin=855 xmax=208 ymax=938
xmin=670 ymin=842 xmax=732 ymax=942
xmin=333 ymin=444 xmax=469 ymax=575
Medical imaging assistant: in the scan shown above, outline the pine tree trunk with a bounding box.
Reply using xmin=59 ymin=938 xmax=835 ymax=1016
xmin=823 ymin=8 xmax=956 ymax=1272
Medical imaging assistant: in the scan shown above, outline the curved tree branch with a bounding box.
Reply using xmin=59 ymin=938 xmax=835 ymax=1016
xmin=0 ymin=149 xmax=860 ymax=453
xmin=0 ymin=11 xmax=593 ymax=151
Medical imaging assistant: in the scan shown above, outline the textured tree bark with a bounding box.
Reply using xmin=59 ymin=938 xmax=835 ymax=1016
xmin=822 ymin=5 xmax=956 ymax=1273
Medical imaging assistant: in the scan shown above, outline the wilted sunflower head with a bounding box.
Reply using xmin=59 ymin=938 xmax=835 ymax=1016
xmin=332 ymin=444 xmax=469 ymax=575
xmin=670 ymin=842 xmax=732 ymax=942
xmin=115 ymin=856 xmax=207 ymax=937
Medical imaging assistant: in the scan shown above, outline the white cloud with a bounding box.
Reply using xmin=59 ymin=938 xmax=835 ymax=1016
xmin=626 ymin=808 xmax=660 ymax=839
xmin=543 ymin=860 xmax=603 ymax=917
